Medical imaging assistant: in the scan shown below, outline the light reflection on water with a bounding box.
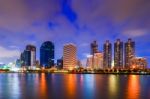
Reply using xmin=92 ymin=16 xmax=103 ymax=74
xmin=108 ymin=75 xmax=119 ymax=99
xmin=126 ymin=75 xmax=140 ymax=99
xmin=39 ymin=73 xmax=47 ymax=98
xmin=65 ymin=74 xmax=77 ymax=98
xmin=0 ymin=73 xmax=150 ymax=99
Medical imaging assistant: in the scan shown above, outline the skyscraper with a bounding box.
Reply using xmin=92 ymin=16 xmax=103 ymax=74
xmin=40 ymin=41 xmax=54 ymax=68
xmin=20 ymin=45 xmax=36 ymax=67
xmin=114 ymin=39 xmax=123 ymax=68
xmin=125 ymin=38 xmax=135 ymax=68
xmin=86 ymin=52 xmax=103 ymax=69
xmin=86 ymin=55 xmax=93 ymax=68
xmin=91 ymin=41 xmax=98 ymax=55
xmin=26 ymin=45 xmax=36 ymax=66
xmin=24 ymin=50 xmax=31 ymax=66
xmin=63 ymin=43 xmax=77 ymax=70
xmin=103 ymin=40 xmax=112 ymax=68
xmin=20 ymin=52 xmax=25 ymax=66
xmin=57 ymin=58 xmax=63 ymax=69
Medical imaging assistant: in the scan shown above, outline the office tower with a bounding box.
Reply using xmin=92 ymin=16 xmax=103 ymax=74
xmin=63 ymin=43 xmax=77 ymax=70
xmin=40 ymin=41 xmax=54 ymax=68
xmin=103 ymin=40 xmax=112 ymax=68
xmin=57 ymin=58 xmax=63 ymax=69
xmin=20 ymin=52 xmax=25 ymax=66
xmin=24 ymin=50 xmax=31 ymax=66
xmin=114 ymin=39 xmax=123 ymax=68
xmin=26 ymin=45 xmax=36 ymax=66
xmin=94 ymin=52 xmax=103 ymax=69
xmin=91 ymin=41 xmax=98 ymax=55
xmin=125 ymin=38 xmax=135 ymax=68
xmin=86 ymin=55 xmax=93 ymax=68
xmin=86 ymin=52 xmax=103 ymax=69
xmin=20 ymin=45 xmax=36 ymax=67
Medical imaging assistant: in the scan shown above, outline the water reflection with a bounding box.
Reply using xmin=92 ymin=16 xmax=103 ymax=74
xmin=0 ymin=74 xmax=149 ymax=99
xmin=108 ymin=75 xmax=119 ymax=99
xmin=8 ymin=74 xmax=21 ymax=99
xmin=126 ymin=75 xmax=140 ymax=99
xmin=65 ymin=74 xmax=77 ymax=98
xmin=39 ymin=73 xmax=48 ymax=98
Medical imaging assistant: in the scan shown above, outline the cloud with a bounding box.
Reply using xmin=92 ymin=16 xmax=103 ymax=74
xmin=0 ymin=46 xmax=20 ymax=58
xmin=123 ymin=29 xmax=148 ymax=38
xmin=0 ymin=0 xmax=149 ymax=66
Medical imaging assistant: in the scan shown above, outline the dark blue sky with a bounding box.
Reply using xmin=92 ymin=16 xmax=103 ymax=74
xmin=0 ymin=0 xmax=149 ymax=66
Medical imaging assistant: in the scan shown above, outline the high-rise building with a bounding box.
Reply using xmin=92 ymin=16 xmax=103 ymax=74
xmin=20 ymin=52 xmax=25 ymax=66
xmin=125 ymin=38 xmax=135 ymax=68
xmin=86 ymin=52 xmax=103 ymax=69
xmin=57 ymin=58 xmax=63 ymax=69
xmin=26 ymin=45 xmax=36 ymax=66
xmin=20 ymin=45 xmax=36 ymax=67
xmin=86 ymin=55 xmax=93 ymax=68
xmin=24 ymin=50 xmax=31 ymax=66
xmin=114 ymin=39 xmax=123 ymax=68
xmin=40 ymin=41 xmax=54 ymax=68
xmin=103 ymin=40 xmax=112 ymax=68
xmin=91 ymin=41 xmax=98 ymax=55
xmin=63 ymin=43 xmax=77 ymax=70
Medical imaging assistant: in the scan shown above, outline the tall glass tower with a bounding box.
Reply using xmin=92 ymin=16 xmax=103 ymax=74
xmin=114 ymin=39 xmax=123 ymax=68
xmin=20 ymin=45 xmax=36 ymax=67
xmin=26 ymin=45 xmax=36 ymax=66
xmin=125 ymin=38 xmax=135 ymax=68
xmin=40 ymin=41 xmax=54 ymax=68
xmin=103 ymin=40 xmax=112 ymax=68
xmin=91 ymin=41 xmax=98 ymax=55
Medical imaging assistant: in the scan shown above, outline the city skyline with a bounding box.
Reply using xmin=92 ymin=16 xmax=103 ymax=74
xmin=0 ymin=0 xmax=149 ymax=68
xmin=0 ymin=38 xmax=149 ymax=67
xmin=18 ymin=38 xmax=147 ymax=69
xmin=0 ymin=1 xmax=150 ymax=99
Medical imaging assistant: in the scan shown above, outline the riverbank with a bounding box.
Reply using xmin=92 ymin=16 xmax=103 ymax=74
xmin=1 ymin=69 xmax=150 ymax=75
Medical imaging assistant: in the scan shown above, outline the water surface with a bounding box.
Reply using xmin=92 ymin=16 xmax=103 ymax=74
xmin=0 ymin=73 xmax=150 ymax=99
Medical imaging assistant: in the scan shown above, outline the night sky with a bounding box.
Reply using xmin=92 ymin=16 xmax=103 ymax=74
xmin=0 ymin=0 xmax=150 ymax=67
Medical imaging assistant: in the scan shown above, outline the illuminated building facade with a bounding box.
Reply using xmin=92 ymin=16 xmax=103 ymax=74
xmin=114 ymin=39 xmax=123 ymax=68
xmin=63 ymin=44 xmax=77 ymax=70
xmin=129 ymin=57 xmax=147 ymax=69
xmin=86 ymin=55 xmax=93 ymax=68
xmin=40 ymin=41 xmax=54 ymax=68
xmin=86 ymin=52 xmax=103 ymax=69
xmin=125 ymin=38 xmax=135 ymax=68
xmin=103 ymin=40 xmax=112 ymax=68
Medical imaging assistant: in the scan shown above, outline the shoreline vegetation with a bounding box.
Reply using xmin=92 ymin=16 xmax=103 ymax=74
xmin=0 ymin=68 xmax=150 ymax=75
